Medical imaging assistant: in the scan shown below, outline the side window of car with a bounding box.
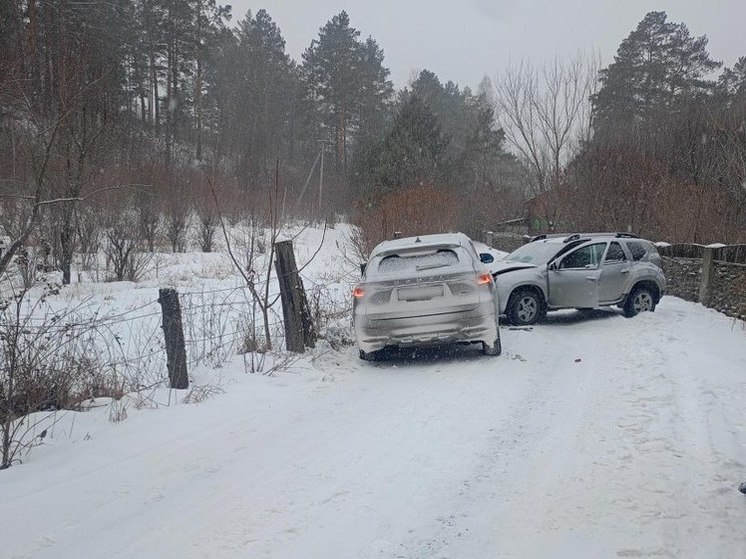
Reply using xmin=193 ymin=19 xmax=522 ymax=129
xmin=627 ymin=241 xmax=647 ymax=261
xmin=559 ymin=243 xmax=606 ymax=269
xmin=604 ymin=242 xmax=627 ymax=264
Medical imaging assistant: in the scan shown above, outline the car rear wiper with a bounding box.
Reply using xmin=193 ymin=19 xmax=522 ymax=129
xmin=416 ymin=263 xmax=451 ymax=271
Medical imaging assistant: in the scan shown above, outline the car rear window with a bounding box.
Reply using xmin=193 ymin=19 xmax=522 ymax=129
xmin=627 ymin=241 xmax=648 ymax=261
xmin=378 ymin=249 xmax=459 ymax=274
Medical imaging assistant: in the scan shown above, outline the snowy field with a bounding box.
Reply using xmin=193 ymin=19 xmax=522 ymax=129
xmin=2 ymin=226 xmax=746 ymax=558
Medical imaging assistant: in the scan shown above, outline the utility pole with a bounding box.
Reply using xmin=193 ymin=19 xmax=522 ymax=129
xmin=318 ymin=139 xmax=327 ymax=214
xmin=318 ymin=147 xmax=324 ymax=213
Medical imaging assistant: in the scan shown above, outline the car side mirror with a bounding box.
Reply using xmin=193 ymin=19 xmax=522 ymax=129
xmin=479 ymin=253 xmax=494 ymax=264
xmin=360 ymin=263 xmax=366 ymax=276
xmin=548 ymin=261 xmax=559 ymax=271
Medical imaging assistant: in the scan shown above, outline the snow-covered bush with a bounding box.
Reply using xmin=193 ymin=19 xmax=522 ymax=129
xmin=0 ymin=283 xmax=129 ymax=469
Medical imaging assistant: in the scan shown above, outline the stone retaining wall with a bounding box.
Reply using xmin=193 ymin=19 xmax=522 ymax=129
xmin=663 ymin=255 xmax=746 ymax=320
xmin=661 ymin=257 xmax=701 ymax=303
xmin=711 ymin=261 xmax=746 ymax=320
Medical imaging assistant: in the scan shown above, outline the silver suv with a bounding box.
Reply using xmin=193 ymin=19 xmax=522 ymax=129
xmin=492 ymin=233 xmax=666 ymax=325
xmin=353 ymin=233 xmax=501 ymax=360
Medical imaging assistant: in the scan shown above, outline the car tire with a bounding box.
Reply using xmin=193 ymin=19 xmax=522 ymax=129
xmin=507 ymin=288 xmax=543 ymax=326
xmin=623 ymin=286 xmax=656 ymax=318
xmin=482 ymin=334 xmax=502 ymax=356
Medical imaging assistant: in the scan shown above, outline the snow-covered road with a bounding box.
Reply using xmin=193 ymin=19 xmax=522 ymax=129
xmin=2 ymin=298 xmax=746 ymax=558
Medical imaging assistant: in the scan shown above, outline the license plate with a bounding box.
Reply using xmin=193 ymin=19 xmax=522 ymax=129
xmin=397 ymin=285 xmax=444 ymax=301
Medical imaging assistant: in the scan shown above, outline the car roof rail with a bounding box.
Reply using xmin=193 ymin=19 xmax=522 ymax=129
xmin=531 ymin=232 xmax=641 ymax=243
xmin=582 ymin=232 xmax=641 ymax=239
xmin=565 ymin=232 xmax=642 ymax=240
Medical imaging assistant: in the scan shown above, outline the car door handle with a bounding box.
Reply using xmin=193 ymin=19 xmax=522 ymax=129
xmin=585 ymin=276 xmax=598 ymax=282
xmin=621 ymin=269 xmax=630 ymax=274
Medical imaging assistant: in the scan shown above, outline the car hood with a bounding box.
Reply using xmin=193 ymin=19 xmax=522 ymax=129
xmin=491 ymin=260 xmax=539 ymax=276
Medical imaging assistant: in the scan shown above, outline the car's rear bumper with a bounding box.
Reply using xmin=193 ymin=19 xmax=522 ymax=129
xmin=354 ymin=304 xmax=499 ymax=354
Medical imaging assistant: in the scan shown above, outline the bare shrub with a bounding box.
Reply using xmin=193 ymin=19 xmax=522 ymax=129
xmin=196 ymin=208 xmax=218 ymax=253
xmin=213 ymin=181 xmax=282 ymax=351
xmin=136 ymin=190 xmax=161 ymax=252
xmin=75 ymin=205 xmax=102 ymax=273
xmin=104 ymin=207 xmax=151 ymax=282
xmin=182 ymin=384 xmax=224 ymax=405
xmin=192 ymin=176 xmax=221 ymax=252
xmin=165 ymin=195 xmax=190 ymax=253
xmin=0 ymin=282 xmax=129 ymax=469
xmin=350 ymin=184 xmax=461 ymax=260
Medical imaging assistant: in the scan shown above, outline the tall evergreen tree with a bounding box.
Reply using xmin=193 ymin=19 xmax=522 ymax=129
xmin=354 ymin=95 xmax=448 ymax=192
xmin=719 ymin=56 xmax=746 ymax=100
xmin=593 ymin=11 xmax=721 ymax=126
xmin=302 ymin=11 xmax=392 ymax=172
xmin=228 ymin=9 xmax=295 ymax=186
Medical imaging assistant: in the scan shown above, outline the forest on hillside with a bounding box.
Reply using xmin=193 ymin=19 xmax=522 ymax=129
xmin=1 ymin=3 xmax=745 ymax=284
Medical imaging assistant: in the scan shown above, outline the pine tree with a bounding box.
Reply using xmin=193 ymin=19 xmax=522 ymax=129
xmin=228 ymin=9 xmax=295 ymax=185
xmin=355 ymin=95 xmax=448 ymax=192
xmin=302 ymin=12 xmax=392 ymax=172
xmin=593 ymin=11 xmax=721 ymax=126
xmin=719 ymin=57 xmax=746 ymax=100
xmin=354 ymin=37 xmax=395 ymax=150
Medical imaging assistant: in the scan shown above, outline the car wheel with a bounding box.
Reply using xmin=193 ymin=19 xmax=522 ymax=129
xmin=623 ymin=286 xmax=655 ymax=318
xmin=482 ymin=334 xmax=502 ymax=356
xmin=507 ymin=288 xmax=543 ymax=326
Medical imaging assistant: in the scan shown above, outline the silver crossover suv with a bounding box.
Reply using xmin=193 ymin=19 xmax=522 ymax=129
xmin=353 ymin=233 xmax=501 ymax=360
xmin=493 ymin=233 xmax=666 ymax=325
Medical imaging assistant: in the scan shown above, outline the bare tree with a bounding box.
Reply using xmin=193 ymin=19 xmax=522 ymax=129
xmin=492 ymin=53 xmax=600 ymax=197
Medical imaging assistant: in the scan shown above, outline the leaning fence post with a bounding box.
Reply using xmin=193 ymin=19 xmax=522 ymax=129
xmin=274 ymin=240 xmax=316 ymax=353
xmin=699 ymin=247 xmax=716 ymax=307
xmin=158 ymin=288 xmax=189 ymax=389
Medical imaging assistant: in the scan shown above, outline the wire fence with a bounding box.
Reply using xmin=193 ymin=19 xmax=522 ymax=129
xmin=0 ymin=228 xmax=360 ymax=428
xmin=1 ymin=274 xmax=352 ymax=393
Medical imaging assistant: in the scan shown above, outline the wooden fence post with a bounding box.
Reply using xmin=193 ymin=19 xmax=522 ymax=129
xmin=158 ymin=288 xmax=188 ymax=389
xmin=275 ymin=240 xmax=316 ymax=353
xmin=699 ymin=247 xmax=717 ymax=307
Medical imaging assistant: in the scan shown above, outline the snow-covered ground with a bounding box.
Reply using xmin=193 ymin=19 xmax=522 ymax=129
xmin=2 ymin=228 xmax=746 ymax=558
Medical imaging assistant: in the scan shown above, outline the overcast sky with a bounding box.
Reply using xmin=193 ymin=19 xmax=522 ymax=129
xmin=229 ymin=0 xmax=745 ymax=89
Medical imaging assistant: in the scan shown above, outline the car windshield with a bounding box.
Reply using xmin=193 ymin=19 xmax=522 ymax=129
xmin=504 ymin=243 xmax=560 ymax=265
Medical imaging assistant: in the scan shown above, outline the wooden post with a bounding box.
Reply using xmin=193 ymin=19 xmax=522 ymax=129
xmin=274 ymin=240 xmax=316 ymax=353
xmin=699 ymin=247 xmax=716 ymax=307
xmin=158 ymin=288 xmax=188 ymax=389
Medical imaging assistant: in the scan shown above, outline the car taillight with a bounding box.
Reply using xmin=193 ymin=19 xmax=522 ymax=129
xmin=477 ymin=273 xmax=493 ymax=285
xmin=352 ymin=286 xmax=364 ymax=298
